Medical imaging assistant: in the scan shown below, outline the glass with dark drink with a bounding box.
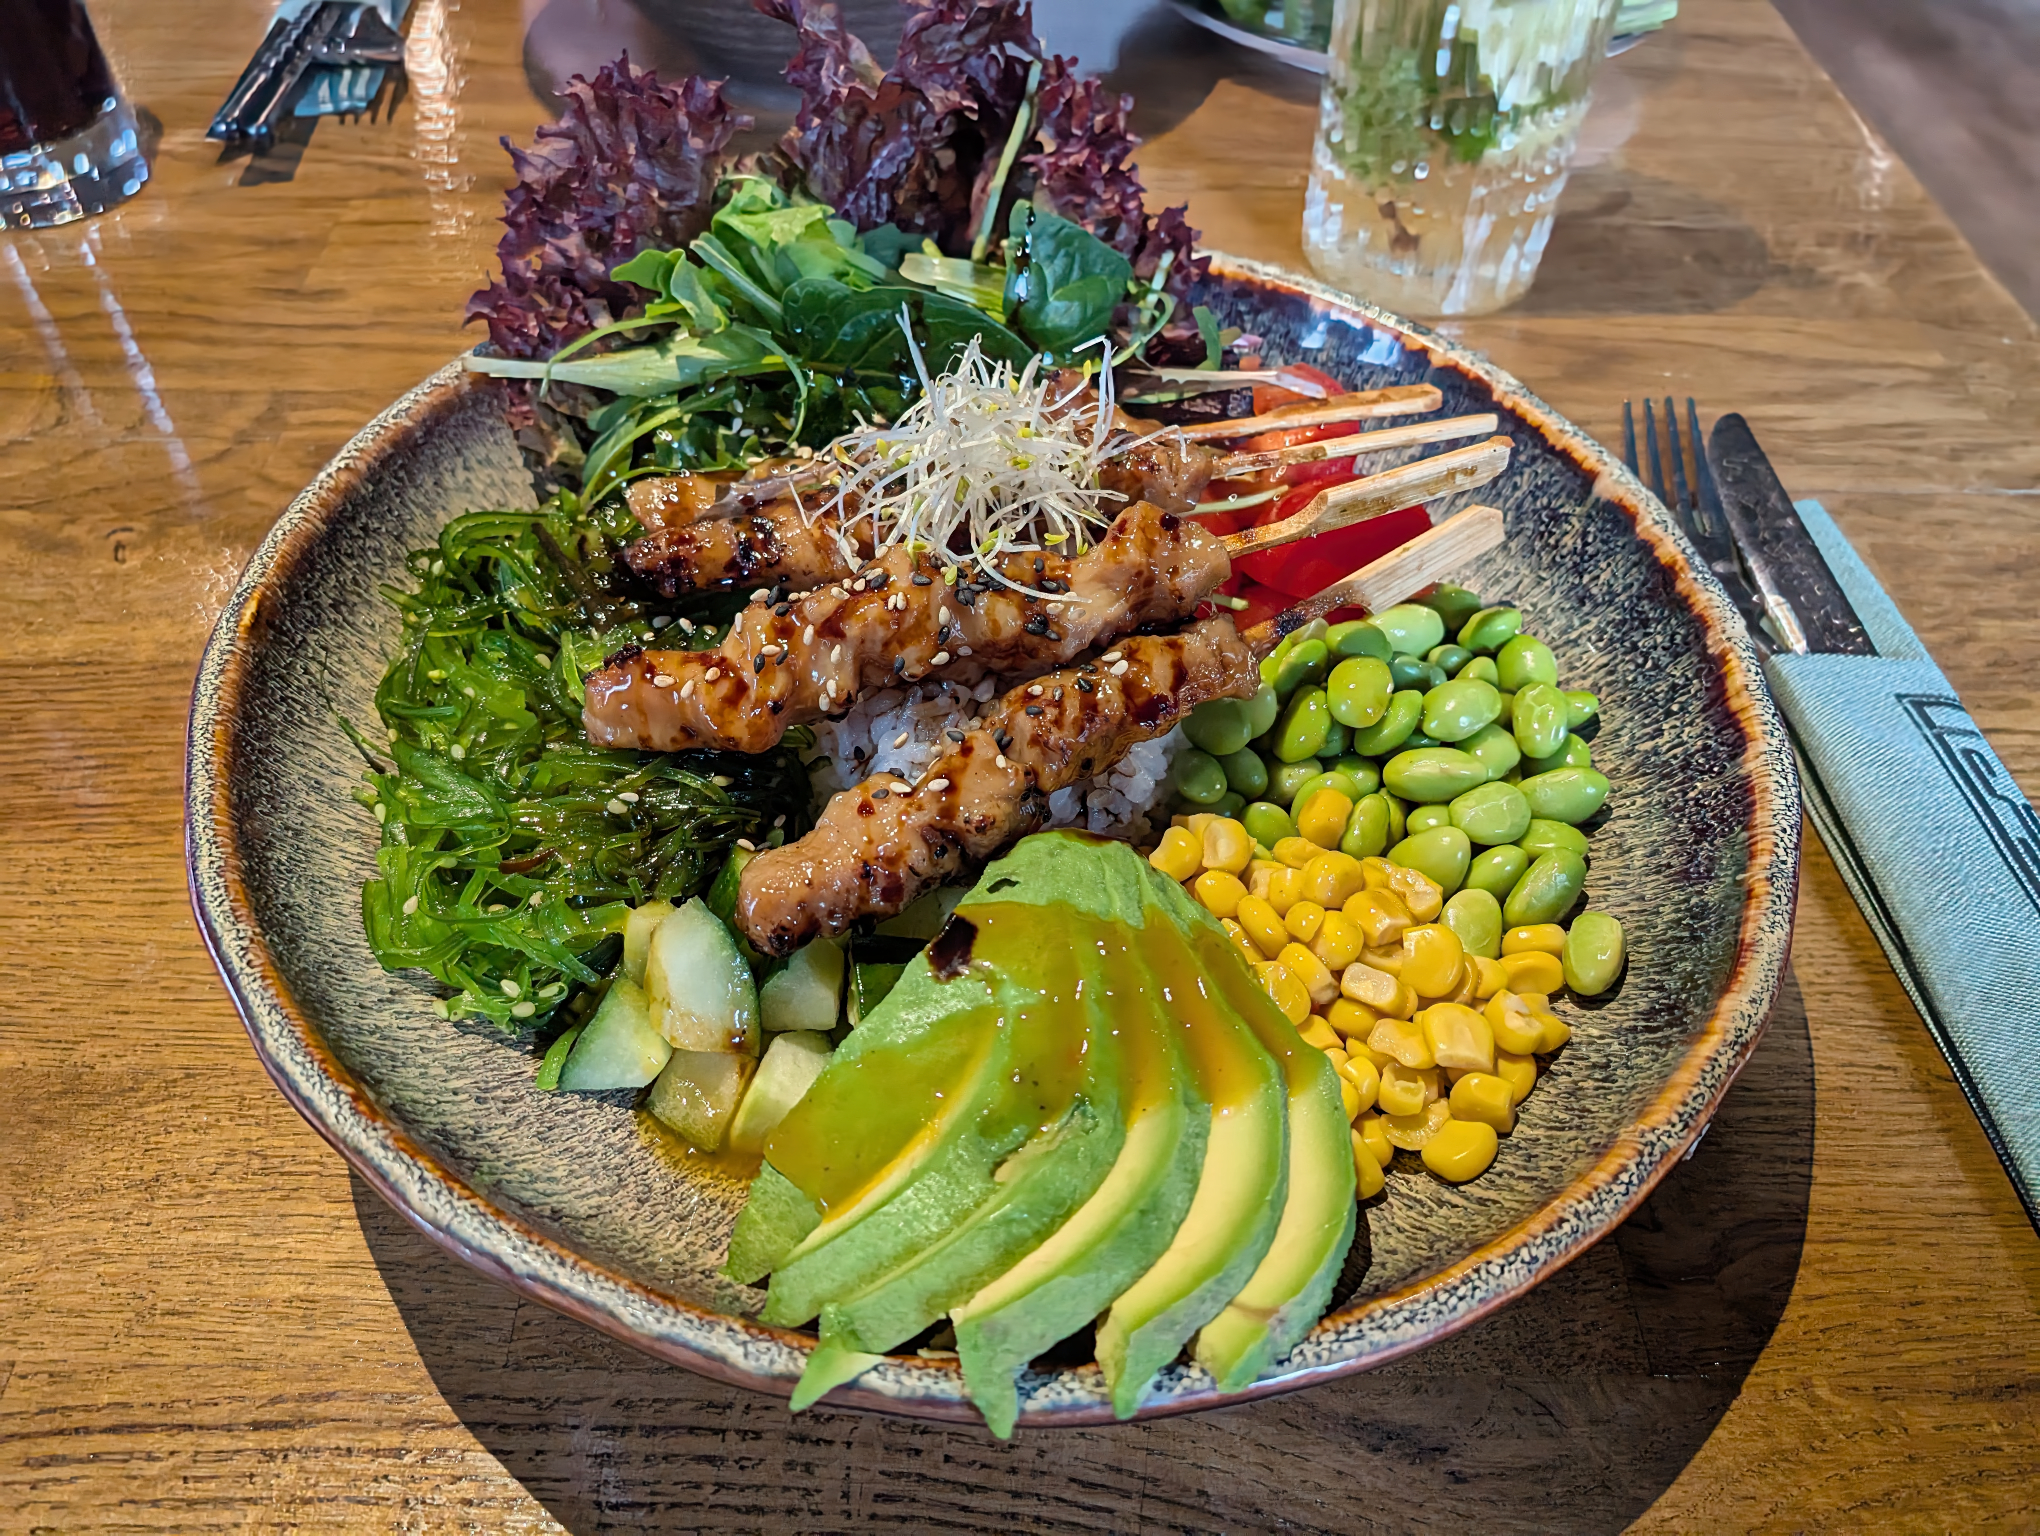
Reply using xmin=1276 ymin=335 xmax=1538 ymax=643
xmin=1 ymin=0 xmax=150 ymax=228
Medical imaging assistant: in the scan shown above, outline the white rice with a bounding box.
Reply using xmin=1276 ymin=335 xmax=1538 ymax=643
xmin=804 ymin=680 xmax=1186 ymax=845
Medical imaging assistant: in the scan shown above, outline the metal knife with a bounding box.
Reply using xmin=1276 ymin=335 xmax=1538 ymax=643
xmin=1705 ymin=414 xmax=1875 ymax=658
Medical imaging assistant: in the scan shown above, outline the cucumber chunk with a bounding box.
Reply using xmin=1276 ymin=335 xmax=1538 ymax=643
xmin=761 ymin=940 xmax=844 ymax=1033
xmin=647 ymin=1049 xmax=756 ymax=1151
xmin=621 ymin=901 xmax=676 ymax=987
xmin=559 ymin=977 xmax=671 ymax=1090
xmin=646 ymin=897 xmax=759 ymax=1055
xmin=728 ymin=1030 xmax=834 ymax=1155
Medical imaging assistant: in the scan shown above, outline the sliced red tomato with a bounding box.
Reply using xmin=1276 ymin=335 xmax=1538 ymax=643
xmin=1235 ymin=505 xmax=1432 ymax=599
xmin=1251 ymin=362 xmax=1345 ymax=416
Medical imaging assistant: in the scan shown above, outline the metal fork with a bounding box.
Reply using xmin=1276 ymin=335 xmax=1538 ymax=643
xmin=1622 ymin=396 xmax=1777 ymax=655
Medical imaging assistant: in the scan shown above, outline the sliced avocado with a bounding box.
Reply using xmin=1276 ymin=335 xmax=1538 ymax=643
xmin=558 ymin=976 xmax=671 ymax=1090
xmin=727 ymin=1030 xmax=833 ymax=1156
xmin=760 ymin=939 xmax=844 ymax=1033
xmin=1094 ymin=876 xmax=1289 ymax=1420
xmin=875 ymin=882 xmax=967 ymax=940
xmin=951 ymin=932 xmax=1209 ymax=1439
xmin=1193 ymin=964 xmax=1356 ymax=1393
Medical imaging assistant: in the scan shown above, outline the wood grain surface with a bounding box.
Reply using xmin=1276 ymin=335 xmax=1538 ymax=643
xmin=3 ymin=0 xmax=2037 ymax=1529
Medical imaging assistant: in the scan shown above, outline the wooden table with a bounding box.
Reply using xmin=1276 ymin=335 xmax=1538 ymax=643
xmin=4 ymin=0 xmax=2036 ymax=1527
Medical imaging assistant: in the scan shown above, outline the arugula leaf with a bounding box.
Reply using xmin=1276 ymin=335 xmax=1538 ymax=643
xmin=1002 ymin=205 xmax=1132 ymax=360
xmin=468 ymin=326 xmax=781 ymax=394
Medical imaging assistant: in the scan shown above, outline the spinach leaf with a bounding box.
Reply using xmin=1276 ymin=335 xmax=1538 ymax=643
xmin=781 ymin=280 xmax=1033 ymax=375
xmin=1003 ymin=205 xmax=1132 ymax=361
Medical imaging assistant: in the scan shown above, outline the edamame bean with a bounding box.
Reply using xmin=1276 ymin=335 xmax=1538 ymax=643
xmin=1322 ymin=719 xmax=1352 ymax=759
xmin=1406 ymin=803 xmax=1453 ymax=835
xmin=1402 ymin=730 xmax=1440 ymax=752
xmin=1213 ymin=791 xmax=1245 ymax=819
xmin=1268 ymin=758 xmax=1325 ymax=805
xmin=1520 ymin=766 xmax=1611 ymax=824
xmin=1219 ymin=746 xmax=1269 ymax=799
xmin=1327 ymin=655 xmax=1394 ymax=728
xmin=1512 ymin=681 xmax=1571 ymax=759
xmin=1442 ymin=888 xmax=1503 ymax=959
xmin=1563 ymin=911 xmax=1626 ymax=996
xmin=1389 ymin=654 xmax=1437 ymax=692
xmin=1449 ymin=781 xmax=1533 ymax=845
xmin=1458 ymin=605 xmax=1523 ymax=654
xmin=1373 ymin=602 xmax=1447 ymax=657
xmin=1384 ymin=793 xmax=1408 ymax=844
xmin=1273 ymin=638 xmax=1330 ymax=700
xmin=1427 ymin=643 xmax=1473 ymax=675
xmin=1350 ymin=689 xmax=1422 ymax=756
xmin=1496 ymin=634 xmax=1559 ymax=691
xmin=1461 ymin=722 xmax=1522 ymax=782
xmin=1273 ymin=685 xmax=1332 ymax=762
xmin=1258 ymin=633 xmax=1292 ymax=688
xmin=1184 ymin=696 xmax=1254 ymax=756
xmin=1329 ymin=756 xmax=1383 ymax=796
xmin=1418 ymin=582 xmax=1486 ymax=632
xmin=1382 ymin=746 xmax=1490 ymax=804
xmin=1242 ymin=800 xmax=1296 ymax=849
xmin=1464 ymin=843 xmax=1531 ymax=897
xmin=1521 ymin=734 xmax=1593 ymax=775
xmin=1519 ymin=819 xmax=1590 ymax=860
xmin=1456 ymin=655 xmax=1500 ymax=686
xmin=1503 ymin=850 xmax=1587 ymax=927
xmin=1326 ymin=620 xmax=1393 ymax=661
xmin=1390 ymin=825 xmax=1472 ymax=895
xmin=1243 ymin=680 xmax=1282 ymax=738
xmin=1173 ymin=748 xmax=1228 ymax=805
xmin=1421 ymin=678 xmax=1504 ymax=742
xmin=1564 ymin=689 xmax=1600 ymax=729
xmin=1341 ymin=793 xmax=1391 ymax=859
xmin=1290 ymin=770 xmax=1365 ymax=810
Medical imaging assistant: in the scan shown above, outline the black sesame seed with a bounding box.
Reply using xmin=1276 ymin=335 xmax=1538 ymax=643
xmin=1023 ymin=614 xmax=1048 ymax=636
xmin=868 ymin=572 xmax=890 ymax=589
xmin=755 ymin=655 xmax=769 ymax=672
xmin=995 ymin=729 xmax=1013 ymax=751
xmin=1053 ymin=687 xmax=1064 ymax=702
xmin=947 ymin=729 xmax=965 ymax=742
xmin=912 ymin=572 xmax=932 ymax=585
xmin=873 ymin=788 xmax=889 ymax=799
xmin=1076 ymin=677 xmax=1095 ymax=693
xmin=893 ymin=656 xmax=906 ymax=674
xmin=1034 ymin=557 xmax=1044 ymax=572
xmin=1024 ymin=704 xmax=1044 ymax=717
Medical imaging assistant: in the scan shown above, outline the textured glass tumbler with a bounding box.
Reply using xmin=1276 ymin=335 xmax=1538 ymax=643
xmin=1 ymin=0 xmax=150 ymax=228
xmin=1302 ymin=0 xmax=1619 ymax=317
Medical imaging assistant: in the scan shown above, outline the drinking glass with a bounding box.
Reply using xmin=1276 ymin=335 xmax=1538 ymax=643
xmin=1302 ymin=0 xmax=1620 ymax=316
xmin=1 ymin=0 xmax=150 ymax=228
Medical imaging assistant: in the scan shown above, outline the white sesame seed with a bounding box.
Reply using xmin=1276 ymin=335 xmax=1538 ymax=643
xmin=619 ymin=791 xmax=639 ymax=803
xmin=996 ymin=754 xmax=1010 ymax=769
xmin=891 ymin=782 xmax=913 ymax=794
xmin=501 ymin=979 xmax=522 ymax=997
xmin=830 ymin=644 xmax=842 ymax=663
xmin=957 ymin=646 xmax=972 ymax=657
xmin=1028 ymin=684 xmax=1043 ymax=696
xmin=925 ymin=778 xmax=950 ymax=792
xmin=931 ymin=651 xmax=950 ymax=665
xmin=511 ymin=1001 xmax=536 ymax=1018
xmin=651 ymin=615 xmax=671 ymax=629
xmin=852 ymin=579 xmax=867 ymax=592
xmin=680 ymin=679 xmax=696 ymax=699
xmin=1102 ymin=650 xmax=1123 ymax=663
xmin=651 ymin=673 xmax=675 ymax=687
xmin=773 ymin=814 xmax=785 ymax=828
xmin=486 ymin=903 xmax=508 ymax=913
xmin=402 ymin=895 xmax=419 ymax=915
xmin=447 ymin=744 xmax=465 ymax=761
xmin=1110 ymin=659 xmax=1129 ymax=676
xmin=752 ymin=588 xmax=771 ymax=602
xmin=803 ymin=624 xmax=815 ymax=644
xmin=737 ymin=837 xmax=756 ymax=851
xmin=705 ymin=667 xmax=721 ymax=681
xmin=678 ymin=617 xmax=695 ymax=633
xmin=606 ymin=798 xmax=628 ymax=815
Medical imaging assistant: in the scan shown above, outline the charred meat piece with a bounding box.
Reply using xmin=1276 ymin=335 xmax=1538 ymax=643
xmin=582 ymin=500 xmax=1231 ymax=754
xmin=733 ymin=617 xmax=1256 ymax=955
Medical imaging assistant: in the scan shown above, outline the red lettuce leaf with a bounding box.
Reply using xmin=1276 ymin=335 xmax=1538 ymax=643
xmin=467 ymin=59 xmax=750 ymax=363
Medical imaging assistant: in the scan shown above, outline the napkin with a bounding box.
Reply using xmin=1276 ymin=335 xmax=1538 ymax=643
xmin=1765 ymin=500 xmax=2040 ymax=1226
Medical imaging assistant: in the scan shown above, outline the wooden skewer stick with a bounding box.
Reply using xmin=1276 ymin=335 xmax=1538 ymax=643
xmin=1244 ymin=504 xmax=1508 ymax=657
xmin=1171 ymin=384 xmax=1445 ymax=441
xmin=1213 ymin=412 xmax=1502 ymax=478
xmin=1216 ymin=436 xmax=1511 ymax=561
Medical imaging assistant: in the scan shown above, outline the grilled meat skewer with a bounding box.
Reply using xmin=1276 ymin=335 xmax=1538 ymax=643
xmin=733 ymin=505 xmax=1508 ymax=954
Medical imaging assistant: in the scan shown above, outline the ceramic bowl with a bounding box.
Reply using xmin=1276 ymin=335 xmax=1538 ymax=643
xmin=187 ymin=255 xmax=1800 ymax=1427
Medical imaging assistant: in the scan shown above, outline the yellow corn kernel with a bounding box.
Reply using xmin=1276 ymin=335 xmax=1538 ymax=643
xmin=1297 ymin=1014 xmax=1341 ymax=1051
xmin=1355 ymin=1111 xmax=1395 ymax=1167
xmin=1359 ymin=856 xmax=1395 ymax=889
xmin=1366 ymin=1013 xmax=1436 ymax=1070
xmin=1170 ymin=814 xmax=1190 ymax=830
xmin=1444 ymin=963 xmax=1479 ymax=1006
xmin=1442 ymin=1063 xmax=1472 ymax=1084
xmin=1484 ymin=992 xmax=1545 ymax=1055
xmin=1399 ymin=924 xmax=1466 ymax=999
xmin=1341 ymin=961 xmax=1404 ymax=1014
xmin=1337 ymin=1052 xmax=1380 ymax=1116
xmin=1193 ymin=869 xmax=1247 ymax=919
xmin=1311 ymin=911 xmax=1366 ymax=971
xmin=1246 ymin=859 xmax=1286 ymax=901
xmin=1324 ymin=1044 xmax=1349 ymax=1071
xmin=1500 ymin=950 xmax=1565 ymax=996
xmin=1273 ymin=835 xmax=1320 ymax=869
xmin=1470 ymin=955 xmax=1509 ymax=1000
xmin=1377 ymin=1060 xmax=1443 ymax=1117
xmin=1264 ymin=865 xmax=1308 ymax=916
xmin=1302 ymin=850 xmax=1366 ymax=908
xmin=1338 ymin=1075 xmax=1362 ymax=1119
xmin=1235 ymin=894 xmax=1288 ymax=959
xmin=1256 ymin=961 xmax=1312 ymax=1025
xmin=1184 ymin=813 xmax=1217 ymax=837
xmin=1279 ymin=942 xmax=1340 ymax=1008
xmin=1360 ymin=941 xmax=1405 ymax=976
xmin=1493 ymin=1049 xmax=1537 ymax=1105
xmin=1295 ymin=787 xmax=1355 ymax=848
xmin=1382 ymin=862 xmax=1443 ymax=922
xmin=1148 ymin=826 xmax=1201 ymax=882
xmin=1351 ymin=1130 xmax=1387 ymax=1198
xmin=1421 ymin=1117 xmax=1499 ymax=1181
xmin=1201 ymin=817 xmax=1253 ymax=875
xmin=1221 ymin=917 xmax=1260 ymax=967
xmin=1341 ymin=886 xmax=1413 ymax=948
xmin=1421 ymin=1002 xmax=1496 ymax=1073
xmin=1534 ymin=1010 xmax=1572 ymax=1053
xmin=1327 ymin=997 xmax=1380 ymax=1044
xmin=1448 ymin=1071 xmax=1517 ymax=1133
xmin=1383 ymin=1098 xmax=1453 ymax=1151
xmin=1502 ymin=923 xmax=1567 ymax=957
xmin=1284 ymin=900 xmax=1327 ymax=944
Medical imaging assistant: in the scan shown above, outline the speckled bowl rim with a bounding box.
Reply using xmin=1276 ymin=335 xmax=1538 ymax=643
xmin=187 ymin=253 xmax=1801 ymax=1427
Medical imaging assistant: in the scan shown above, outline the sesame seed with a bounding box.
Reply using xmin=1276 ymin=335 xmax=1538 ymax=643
xmin=486 ymin=903 xmax=508 ymax=913
xmin=925 ymin=778 xmax=950 ymax=792
xmin=958 ymin=646 xmax=972 ymax=657
xmin=447 ymin=744 xmax=464 ymax=762
xmin=737 ymin=838 xmax=756 ymax=851
xmin=1110 ymin=660 xmax=1129 ymax=676
xmin=511 ymin=1001 xmax=536 ymax=1018
xmin=873 ymin=788 xmax=889 ymax=799
xmin=1028 ymin=684 xmax=1043 ymax=696
xmin=947 ymin=729 xmax=965 ymax=742
xmin=752 ymin=588 xmax=771 ymax=603
xmin=652 ymin=615 xmax=671 ymax=628
xmin=680 ymin=679 xmax=696 ymax=699
xmin=402 ymin=895 xmax=419 ymax=915
xmin=501 ymin=979 xmax=522 ymax=997
xmin=852 ymin=579 xmax=867 ymax=592
xmin=651 ymin=673 xmax=675 ymax=687
xmin=606 ymin=798 xmax=628 ymax=815
xmin=374 ymin=802 xmax=389 ymax=823
xmin=893 ymin=732 xmax=910 ymax=748
xmin=773 ymin=814 xmax=786 ymax=828
xmin=996 ymin=754 xmax=1009 ymax=769
xmin=678 ymin=617 xmax=696 ymax=633
xmin=705 ymin=667 xmax=721 ymax=681
xmin=803 ymin=625 xmax=815 ymax=644
xmin=932 ymin=650 xmax=951 ymax=665
xmin=619 ymin=791 xmax=640 ymax=803
xmin=1102 ymin=651 xmax=1123 ymax=663
xmin=891 ymin=782 xmax=913 ymax=794
xmin=713 ymin=774 xmax=733 ymax=787
xmin=830 ymin=644 xmax=842 ymax=663
xmin=912 ymin=572 xmax=932 ymax=585
xmin=1025 ymin=704 xmax=1044 ymax=716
